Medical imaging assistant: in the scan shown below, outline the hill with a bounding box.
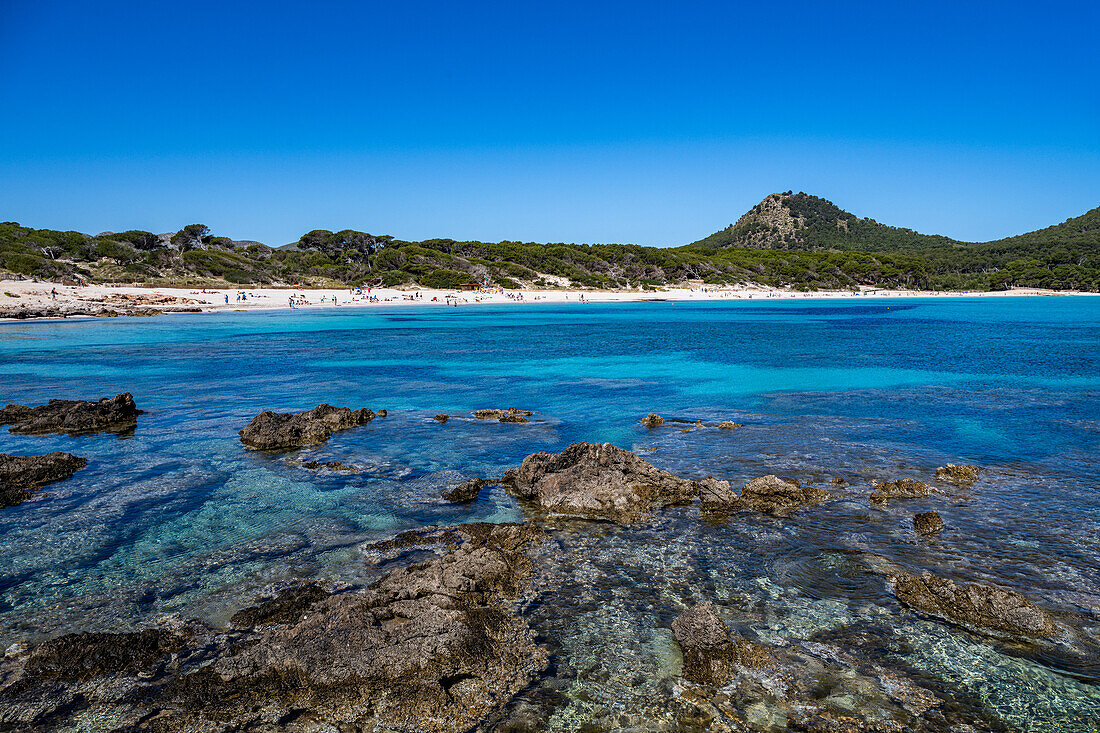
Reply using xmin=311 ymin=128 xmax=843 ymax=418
xmin=1 ymin=194 xmax=1097 ymax=292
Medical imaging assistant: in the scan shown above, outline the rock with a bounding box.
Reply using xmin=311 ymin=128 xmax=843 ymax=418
xmin=870 ymin=478 xmax=932 ymax=506
xmin=285 ymin=458 xmax=354 ymax=471
xmin=831 ymin=475 xmax=848 ymax=485
xmin=443 ymin=478 xmax=489 ymax=503
xmin=376 ymin=409 xmax=388 ymax=418
xmin=239 ymin=404 xmax=375 ymax=451
xmin=0 ymin=523 xmax=549 ymax=732
xmin=697 ymin=476 xmax=738 ymax=510
xmin=913 ymin=510 xmax=944 ymax=535
xmin=641 ymin=413 xmax=665 ymax=428
xmin=935 ymin=463 xmax=980 ymax=488
xmin=502 ymin=442 xmax=700 ymax=522
xmin=892 ymin=570 xmax=1057 ymax=638
xmin=434 ymin=414 xmax=449 ymax=422
xmin=718 ymin=420 xmax=743 ymax=429
xmin=672 ymin=602 xmax=773 ymax=685
xmin=737 ymin=475 xmax=830 ymax=516
xmin=0 ymin=452 xmax=87 ymax=507
xmin=473 ymin=408 xmax=532 ymax=422
xmin=0 ymin=393 xmax=139 ymax=435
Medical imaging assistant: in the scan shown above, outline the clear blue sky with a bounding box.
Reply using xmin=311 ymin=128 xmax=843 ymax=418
xmin=1 ymin=0 xmax=1097 ymax=246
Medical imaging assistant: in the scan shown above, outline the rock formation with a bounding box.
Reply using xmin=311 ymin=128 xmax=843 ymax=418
xmin=434 ymin=414 xmax=449 ymax=422
xmin=870 ymin=478 xmax=933 ymax=506
xmin=502 ymin=442 xmax=700 ymax=522
xmin=0 ymin=393 xmax=139 ymax=435
xmin=718 ymin=420 xmax=743 ymax=429
xmin=443 ymin=477 xmax=489 ymax=503
xmin=640 ymin=413 xmax=664 ymax=428
xmin=0 ymin=523 xmax=548 ymax=732
xmin=935 ymin=463 xmax=980 ymax=488
xmin=725 ymin=475 xmax=830 ymax=516
xmin=239 ymin=404 xmax=375 ymax=451
xmin=472 ymin=408 xmax=532 ymax=423
xmin=0 ymin=452 xmax=87 ymax=507
xmin=913 ymin=510 xmax=944 ymax=535
xmin=892 ymin=570 xmax=1057 ymax=638
xmin=672 ymin=602 xmax=773 ymax=685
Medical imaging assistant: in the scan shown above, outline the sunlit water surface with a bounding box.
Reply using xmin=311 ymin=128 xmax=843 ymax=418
xmin=1 ymin=298 xmax=1098 ymax=730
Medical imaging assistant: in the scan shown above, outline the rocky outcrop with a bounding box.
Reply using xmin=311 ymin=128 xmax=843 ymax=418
xmin=0 ymin=393 xmax=139 ymax=435
xmin=892 ymin=570 xmax=1057 ymax=638
xmin=0 ymin=452 xmax=87 ymax=507
xmin=640 ymin=413 xmax=664 ymax=428
xmin=239 ymin=404 xmax=375 ymax=451
xmin=913 ymin=510 xmax=944 ymax=535
xmin=935 ymin=463 xmax=980 ymax=488
xmin=434 ymin=414 xmax=449 ymax=422
xmin=870 ymin=478 xmax=932 ymax=506
xmin=0 ymin=304 xmax=202 ymax=320
xmin=502 ymin=442 xmax=700 ymax=522
xmin=672 ymin=602 xmax=772 ymax=685
xmin=473 ymin=408 xmax=532 ymax=423
xmin=717 ymin=420 xmax=742 ymax=429
xmin=0 ymin=523 xmax=548 ymax=732
xmin=443 ymin=478 xmax=489 ymax=503
xmin=697 ymin=476 xmax=738 ymax=509
xmin=734 ymin=475 xmax=830 ymax=516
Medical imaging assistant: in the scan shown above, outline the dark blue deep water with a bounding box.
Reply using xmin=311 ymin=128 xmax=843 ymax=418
xmin=1 ymin=297 xmax=1099 ymax=730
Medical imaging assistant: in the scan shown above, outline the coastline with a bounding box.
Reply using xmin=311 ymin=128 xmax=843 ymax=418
xmin=0 ymin=279 xmax=1095 ymax=321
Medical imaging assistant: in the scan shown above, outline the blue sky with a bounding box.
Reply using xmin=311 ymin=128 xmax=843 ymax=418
xmin=1 ymin=1 xmax=1097 ymax=246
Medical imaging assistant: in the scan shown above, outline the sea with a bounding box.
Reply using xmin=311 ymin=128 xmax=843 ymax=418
xmin=1 ymin=297 xmax=1098 ymax=730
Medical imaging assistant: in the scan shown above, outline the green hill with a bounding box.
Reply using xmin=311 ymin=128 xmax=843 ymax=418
xmin=2 ymin=193 xmax=1097 ymax=292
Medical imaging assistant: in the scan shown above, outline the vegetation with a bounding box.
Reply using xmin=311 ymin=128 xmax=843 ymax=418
xmin=1 ymin=193 xmax=1097 ymax=291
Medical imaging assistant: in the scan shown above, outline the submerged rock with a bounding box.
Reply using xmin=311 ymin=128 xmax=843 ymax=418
xmin=640 ymin=413 xmax=665 ymax=428
xmin=672 ymin=602 xmax=773 ymax=685
xmin=717 ymin=420 xmax=743 ymax=430
xmin=443 ymin=477 xmax=489 ymax=503
xmin=434 ymin=414 xmax=449 ymax=422
xmin=239 ymin=403 xmax=375 ymax=451
xmin=892 ymin=570 xmax=1057 ymax=638
xmin=735 ymin=475 xmax=830 ymax=516
xmin=0 ymin=393 xmax=139 ymax=435
xmin=0 ymin=452 xmax=87 ymax=507
xmin=913 ymin=510 xmax=944 ymax=535
xmin=285 ymin=458 xmax=355 ymax=471
xmin=0 ymin=523 xmax=548 ymax=732
xmin=870 ymin=478 xmax=933 ymax=506
xmin=502 ymin=442 xmax=700 ymax=522
xmin=935 ymin=463 xmax=980 ymax=488
xmin=473 ymin=408 xmax=532 ymax=422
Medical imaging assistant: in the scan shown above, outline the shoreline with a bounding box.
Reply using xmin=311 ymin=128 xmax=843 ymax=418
xmin=0 ymin=280 xmax=1096 ymax=321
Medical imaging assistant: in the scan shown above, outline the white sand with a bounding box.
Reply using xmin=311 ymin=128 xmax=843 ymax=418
xmin=0 ymin=279 xmax=1093 ymax=319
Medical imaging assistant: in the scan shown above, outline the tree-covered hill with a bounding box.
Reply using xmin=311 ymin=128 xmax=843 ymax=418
xmin=2 ymin=193 xmax=1097 ymax=292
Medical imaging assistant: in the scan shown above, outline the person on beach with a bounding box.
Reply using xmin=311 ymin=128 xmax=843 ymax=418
xmin=51 ymin=288 xmax=57 ymax=300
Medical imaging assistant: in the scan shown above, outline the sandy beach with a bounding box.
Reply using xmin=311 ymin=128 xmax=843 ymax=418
xmin=0 ymin=280 xmax=1093 ymax=320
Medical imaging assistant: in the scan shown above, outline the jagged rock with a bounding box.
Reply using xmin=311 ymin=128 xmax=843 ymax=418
xmin=892 ymin=570 xmax=1057 ymax=638
xmin=913 ymin=510 xmax=944 ymax=535
xmin=376 ymin=409 xmax=388 ymax=418
xmin=0 ymin=452 xmax=87 ymax=507
xmin=672 ymin=602 xmax=773 ymax=685
xmin=640 ymin=413 xmax=664 ymax=428
xmin=434 ymin=414 xmax=449 ymax=422
xmin=935 ymin=463 xmax=980 ymax=488
xmin=443 ymin=478 xmax=489 ymax=503
xmin=501 ymin=442 xmax=700 ymax=522
xmin=0 ymin=523 xmax=548 ymax=733
xmin=473 ymin=408 xmax=532 ymax=422
xmin=239 ymin=404 xmax=375 ymax=451
xmin=718 ymin=420 xmax=743 ymax=429
xmin=0 ymin=393 xmax=139 ymax=435
xmin=737 ymin=475 xmax=830 ymax=516
xmin=870 ymin=478 xmax=932 ymax=506
xmin=697 ymin=476 xmax=738 ymax=510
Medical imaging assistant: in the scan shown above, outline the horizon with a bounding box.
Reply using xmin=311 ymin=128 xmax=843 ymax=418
xmin=2 ymin=1 xmax=1099 ymax=246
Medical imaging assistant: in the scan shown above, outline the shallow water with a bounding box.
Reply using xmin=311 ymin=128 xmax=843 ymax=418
xmin=1 ymin=298 xmax=1099 ymax=730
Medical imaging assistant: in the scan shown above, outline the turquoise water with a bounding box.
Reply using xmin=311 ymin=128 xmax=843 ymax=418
xmin=1 ymin=297 xmax=1099 ymax=729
